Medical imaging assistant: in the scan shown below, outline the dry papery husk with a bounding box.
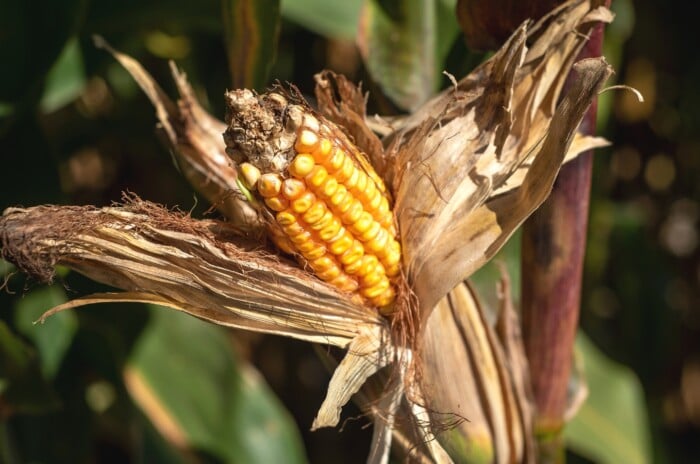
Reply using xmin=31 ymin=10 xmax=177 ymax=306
xmin=1 ymin=0 xmax=614 ymax=462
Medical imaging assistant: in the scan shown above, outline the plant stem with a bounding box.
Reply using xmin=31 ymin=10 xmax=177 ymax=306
xmin=520 ymin=2 xmax=609 ymax=462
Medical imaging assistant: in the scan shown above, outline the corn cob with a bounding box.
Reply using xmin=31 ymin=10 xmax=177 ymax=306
xmin=224 ymin=89 xmax=400 ymax=312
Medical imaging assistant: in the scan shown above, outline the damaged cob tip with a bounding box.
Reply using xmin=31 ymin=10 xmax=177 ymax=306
xmin=223 ymin=89 xmax=401 ymax=314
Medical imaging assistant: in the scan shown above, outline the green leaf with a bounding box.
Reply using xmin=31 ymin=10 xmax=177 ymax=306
xmin=127 ymin=306 xmax=307 ymax=463
xmin=223 ymin=0 xmax=281 ymax=90
xmin=358 ymin=0 xmax=459 ymax=111
xmin=565 ymin=333 xmax=652 ymax=464
xmin=0 ymin=321 xmax=60 ymax=414
xmin=14 ymin=286 xmax=77 ymax=379
xmin=39 ymin=38 xmax=87 ymax=113
xmin=280 ymin=0 xmax=362 ymax=39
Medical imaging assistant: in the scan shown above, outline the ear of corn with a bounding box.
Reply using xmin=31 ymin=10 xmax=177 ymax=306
xmin=225 ymin=90 xmax=400 ymax=312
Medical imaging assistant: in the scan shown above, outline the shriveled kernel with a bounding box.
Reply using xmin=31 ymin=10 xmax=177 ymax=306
xmin=239 ymin=163 xmax=261 ymax=189
xmin=289 ymin=154 xmax=315 ymax=178
xmin=282 ymin=222 xmax=305 ymax=236
xmin=258 ymin=173 xmax=283 ymax=197
xmin=291 ymin=192 xmax=316 ymax=213
xmin=265 ymin=196 xmax=289 ymax=212
xmin=282 ymin=178 xmax=306 ymax=200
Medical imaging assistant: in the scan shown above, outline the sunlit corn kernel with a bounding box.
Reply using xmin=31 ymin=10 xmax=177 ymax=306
xmin=310 ymin=256 xmax=336 ymax=273
xmin=345 ymin=168 xmax=360 ymax=190
xmin=297 ymin=240 xmax=324 ymax=255
xmin=258 ymin=173 xmax=283 ymax=197
xmin=326 ymin=149 xmax=345 ymax=172
xmin=291 ymin=192 xmax=316 ymax=213
xmin=312 ymin=139 xmax=333 ymax=163
xmin=340 ymin=200 xmax=364 ymax=224
xmin=385 ymin=241 xmax=401 ymax=265
xmin=385 ymin=263 xmax=400 ymax=277
xmin=335 ymin=157 xmax=355 ymax=183
xmin=319 ymin=177 xmax=339 ymax=198
xmin=366 ymin=228 xmax=389 ymax=254
xmin=265 ymin=196 xmax=289 ymax=212
xmin=295 ymin=130 xmax=319 ymax=153
xmin=282 ymin=178 xmax=306 ymax=200
xmin=282 ymin=222 xmax=305 ymax=236
xmin=360 ymin=279 xmax=391 ymax=299
xmin=367 ymin=192 xmax=383 ymax=216
xmin=306 ymin=166 xmax=328 ymax=188
xmin=359 ymin=221 xmax=381 ymax=242
xmin=357 ymin=254 xmax=379 ymax=277
xmin=361 ymin=177 xmax=377 ymax=202
xmin=329 ymin=275 xmax=359 ymax=292
xmin=289 ymin=230 xmax=313 ymax=244
xmin=361 ymin=266 xmax=385 ymax=287
xmin=289 ymin=154 xmax=315 ymax=178
xmin=308 ymin=210 xmax=334 ymax=230
xmin=302 ymin=201 xmax=327 ymax=225
xmin=339 ymin=241 xmax=364 ymax=266
xmin=328 ymin=233 xmax=354 ymax=255
xmin=239 ymin=163 xmax=261 ymax=189
xmin=329 ymin=186 xmax=349 ymax=208
xmin=375 ymin=287 xmax=396 ymax=309
xmin=276 ymin=211 xmax=297 ymax=226
xmin=318 ymin=218 xmax=342 ymax=241
xmin=316 ymin=265 xmax=342 ymax=281
xmin=350 ymin=212 xmax=374 ymax=235
xmin=353 ymin=171 xmax=368 ymax=195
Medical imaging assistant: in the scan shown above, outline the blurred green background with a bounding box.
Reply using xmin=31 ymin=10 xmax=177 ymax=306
xmin=0 ymin=0 xmax=698 ymax=463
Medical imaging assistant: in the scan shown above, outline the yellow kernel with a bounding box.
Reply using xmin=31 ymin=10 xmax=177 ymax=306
xmin=366 ymin=228 xmax=390 ymax=254
xmin=338 ymin=200 xmax=362 ymax=224
xmin=318 ymin=218 xmax=342 ymax=242
xmin=359 ymin=221 xmax=381 ymax=242
xmin=276 ymin=210 xmax=297 ymax=226
xmin=306 ymin=165 xmax=328 ymax=188
xmin=239 ymin=163 xmax=261 ymax=190
xmin=326 ymin=149 xmax=345 ymax=172
xmin=329 ymin=186 xmax=349 ymax=208
xmin=282 ymin=222 xmax=305 ymax=236
xmin=297 ymin=240 xmax=324 ymax=256
xmin=258 ymin=173 xmax=283 ymax=197
xmin=282 ymin=178 xmax=306 ymax=200
xmin=361 ymin=266 xmax=385 ymax=287
xmin=335 ymin=157 xmax=355 ymax=183
xmin=317 ymin=265 xmax=342 ymax=281
xmin=385 ymin=263 xmax=401 ymax=277
xmin=308 ymin=210 xmax=334 ymax=230
xmin=367 ymin=191 xmax=383 ymax=215
xmin=361 ymin=178 xmax=377 ymax=202
xmin=339 ymin=241 xmax=364 ymax=266
xmin=385 ymin=241 xmax=401 ymax=266
xmin=329 ymin=275 xmax=359 ymax=292
xmin=265 ymin=196 xmax=289 ymax=212
xmin=310 ymin=256 xmax=335 ymax=273
xmin=350 ymin=212 xmax=374 ymax=235
xmin=360 ymin=279 xmax=391 ymax=299
xmin=289 ymin=154 xmax=316 ymax=178
xmin=289 ymin=230 xmax=313 ymax=244
xmin=295 ymin=130 xmax=319 ymax=153
xmin=319 ymin=177 xmax=338 ymax=198
xmin=345 ymin=168 xmax=360 ymax=190
xmin=312 ymin=139 xmax=333 ymax=163
xmin=353 ymin=171 xmax=368 ymax=195
xmin=302 ymin=201 xmax=326 ymax=225
xmin=291 ymin=192 xmax=316 ymax=213
xmin=328 ymin=233 xmax=354 ymax=255
xmin=357 ymin=255 xmax=379 ymax=277
xmin=375 ymin=287 xmax=396 ymax=309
